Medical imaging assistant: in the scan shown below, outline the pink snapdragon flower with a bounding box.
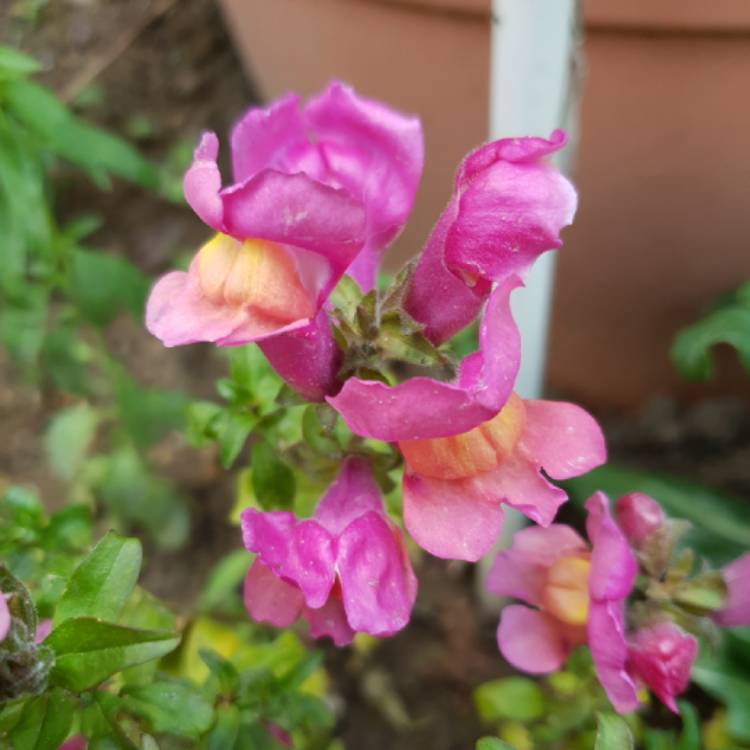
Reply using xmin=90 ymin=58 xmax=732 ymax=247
xmin=241 ymin=459 xmax=417 ymax=645
xmin=146 ymin=82 xmax=423 ymax=364
xmin=0 ymin=593 xmax=9 ymax=642
xmin=328 ymin=131 xmax=576 ymax=436
xmin=487 ymin=493 xmax=641 ymax=713
xmin=615 ymin=492 xmax=665 ymax=548
xmin=397 ymin=393 xmax=605 ymax=561
xmin=628 ymin=622 xmax=697 ymax=713
xmin=714 ymin=552 xmax=750 ymax=627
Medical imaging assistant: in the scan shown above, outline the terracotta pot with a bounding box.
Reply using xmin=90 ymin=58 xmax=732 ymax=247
xmin=218 ymin=0 xmax=750 ymax=408
xmin=218 ymin=0 xmax=491 ymax=269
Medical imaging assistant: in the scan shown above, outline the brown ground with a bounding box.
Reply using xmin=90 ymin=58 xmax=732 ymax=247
xmin=1 ymin=3 xmax=748 ymax=749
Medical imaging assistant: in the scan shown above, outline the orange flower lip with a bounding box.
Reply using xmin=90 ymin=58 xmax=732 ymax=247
xmin=398 ymin=393 xmax=526 ymax=480
xmin=198 ymin=233 xmax=315 ymax=323
xmin=542 ymin=554 xmax=591 ymax=626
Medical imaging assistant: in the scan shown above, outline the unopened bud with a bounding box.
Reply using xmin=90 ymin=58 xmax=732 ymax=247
xmin=615 ymin=492 xmax=665 ymax=547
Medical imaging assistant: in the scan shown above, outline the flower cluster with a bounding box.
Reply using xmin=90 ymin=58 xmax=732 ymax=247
xmin=146 ymin=81 xmax=750 ymax=715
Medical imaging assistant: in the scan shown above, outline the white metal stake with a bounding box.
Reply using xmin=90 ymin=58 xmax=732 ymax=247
xmin=479 ymin=0 xmax=581 ymax=602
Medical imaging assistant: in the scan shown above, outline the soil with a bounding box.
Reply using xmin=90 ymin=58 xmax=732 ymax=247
xmin=1 ymin=3 xmax=749 ymax=749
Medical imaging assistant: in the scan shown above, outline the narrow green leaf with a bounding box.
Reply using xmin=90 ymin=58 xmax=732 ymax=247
xmin=45 ymin=404 xmax=99 ymax=481
xmin=0 ymin=45 xmax=42 ymax=76
xmin=47 ymin=618 xmax=179 ymax=692
xmin=476 ymin=740 xmax=515 ymax=750
xmin=473 ymin=677 xmax=545 ymax=723
xmin=198 ymin=549 xmax=251 ymax=614
xmin=595 ymin=712 xmax=634 ymax=750
xmin=251 ymin=441 xmax=296 ymax=509
xmin=53 ymin=531 xmax=142 ymax=626
xmin=120 ymin=681 xmax=214 ymax=738
xmin=207 ymin=705 xmax=240 ymax=750
xmin=10 ymin=688 xmax=75 ymax=750
xmin=676 ymin=701 xmax=701 ymax=750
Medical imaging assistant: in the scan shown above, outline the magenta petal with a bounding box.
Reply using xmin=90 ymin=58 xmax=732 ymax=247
xmin=240 ymin=510 xmax=336 ymax=609
xmin=183 ymin=132 xmax=225 ymax=232
xmin=145 ymin=270 xmax=249 ymax=347
xmin=588 ymin=601 xmax=640 ymax=714
xmin=243 ymin=560 xmax=304 ymax=628
xmin=258 ymin=310 xmax=341 ymax=401
xmin=486 ymin=525 xmax=587 ymax=604
xmin=444 ymin=130 xmax=577 ymax=283
xmin=328 ymin=278 xmax=521 ymax=441
xmin=629 ymin=622 xmax=697 ymax=714
xmin=715 ymin=552 xmax=750 ymax=627
xmin=490 ymin=454 xmax=569 ymax=527
xmin=337 ymin=511 xmax=417 ymax=637
xmin=231 ymin=93 xmax=308 ymax=182
xmin=314 ymin=458 xmax=383 ymax=537
xmin=0 ymin=592 xmax=9 ymax=642
xmin=303 ymin=594 xmax=356 ymax=646
xmin=497 ymin=605 xmax=570 ymax=674
xmin=517 ymin=401 xmax=607 ymax=480
xmin=402 ymin=471 xmax=504 ymax=562
xmin=58 ymin=738 xmax=87 ymax=750
xmin=585 ymin=492 xmax=638 ymax=602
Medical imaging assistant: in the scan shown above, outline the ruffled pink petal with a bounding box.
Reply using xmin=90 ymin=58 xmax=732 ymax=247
xmin=402 ymin=471 xmax=505 ymax=562
xmin=337 ymin=511 xmax=417 ymax=637
xmin=243 ymin=560 xmax=304 ymax=628
xmin=305 ymin=82 xmax=424 ymax=290
xmin=497 ymin=605 xmax=570 ymax=674
xmin=0 ymin=592 xmax=10 ymax=642
xmin=489 ymin=453 xmax=569 ymax=527
xmin=588 ymin=600 xmax=640 ymax=714
xmin=585 ymin=492 xmax=638 ymax=602
xmin=230 ymin=93 xmax=309 ymax=183
xmin=444 ymin=130 xmax=577 ymax=283
xmin=328 ymin=278 xmax=521 ymax=441
xmin=303 ymin=593 xmax=356 ymax=646
xmin=257 ymin=310 xmax=341 ymax=402
xmin=314 ymin=458 xmax=383 ymax=537
xmin=145 ymin=270 xmax=250 ymax=347
xmin=240 ymin=510 xmax=336 ymax=609
xmin=715 ymin=552 xmax=750 ymax=627
xmin=404 ymin=204 xmax=490 ymax=343
xmin=628 ymin=622 xmax=697 ymax=714
xmin=486 ymin=525 xmax=588 ymax=604
xmin=516 ymin=401 xmax=607 ymax=480
xmin=183 ymin=132 xmax=225 ymax=232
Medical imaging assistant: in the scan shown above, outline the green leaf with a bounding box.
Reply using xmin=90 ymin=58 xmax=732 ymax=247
xmin=207 ymin=705 xmax=240 ymax=750
xmin=198 ymin=549 xmax=251 ymax=614
xmin=4 ymin=79 xmax=160 ymax=190
xmin=71 ymin=249 xmax=149 ymax=326
xmin=47 ymin=618 xmax=179 ymax=692
xmin=9 ymin=689 xmax=76 ymax=750
xmin=0 ymin=45 xmax=42 ymax=76
xmin=473 ymin=677 xmax=545 ymax=723
xmin=671 ymin=283 xmax=750 ymax=381
xmin=562 ymin=464 xmax=750 ymax=563
xmin=218 ymin=411 xmax=256 ymax=468
xmin=476 ymin=740 xmax=515 ymax=750
xmin=251 ymin=441 xmax=296 ymax=510
xmin=595 ymin=712 xmax=634 ymax=750
xmin=44 ymin=404 xmax=100 ymax=481
xmin=120 ymin=681 xmax=214 ymax=738
xmin=676 ymin=701 xmax=701 ymax=750
xmin=53 ymin=531 xmax=142 ymax=626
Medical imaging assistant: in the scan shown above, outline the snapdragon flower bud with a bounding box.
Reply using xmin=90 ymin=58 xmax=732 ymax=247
xmin=615 ymin=492 xmax=665 ymax=547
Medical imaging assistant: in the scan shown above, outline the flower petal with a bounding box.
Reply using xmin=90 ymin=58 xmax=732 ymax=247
xmin=183 ymin=132 xmax=225 ymax=231
xmin=257 ymin=310 xmax=341 ymax=401
xmin=303 ymin=593 xmax=356 ymax=646
xmin=243 ymin=560 xmax=304 ymax=627
xmin=585 ymin=492 xmax=637 ymax=602
xmin=588 ymin=600 xmax=640 ymax=714
xmin=240 ymin=510 xmax=336 ymax=609
xmin=445 ymin=130 xmax=577 ymax=283
xmin=0 ymin=592 xmax=10 ymax=642
xmin=715 ymin=552 xmax=750 ymax=627
xmin=402 ymin=471 xmax=505 ymax=561
xmin=328 ymin=278 xmax=521 ymax=441
xmin=486 ymin=525 xmax=587 ymax=604
xmin=516 ymin=400 xmax=607 ymax=480
xmin=145 ymin=270 xmax=249 ymax=347
xmin=497 ymin=605 xmax=570 ymax=674
xmin=314 ymin=458 xmax=384 ymax=537
xmin=337 ymin=511 xmax=417 ymax=637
